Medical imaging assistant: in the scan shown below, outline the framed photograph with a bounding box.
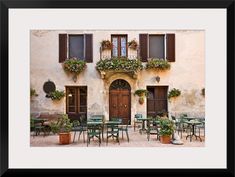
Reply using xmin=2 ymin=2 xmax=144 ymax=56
xmin=1 ymin=0 xmax=234 ymax=176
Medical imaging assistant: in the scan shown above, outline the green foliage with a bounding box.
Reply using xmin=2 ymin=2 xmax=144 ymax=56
xmin=134 ymin=89 xmax=148 ymax=97
xmin=101 ymin=40 xmax=112 ymax=50
xmin=159 ymin=118 xmax=175 ymax=136
xmin=50 ymin=114 xmax=72 ymax=133
xmin=63 ymin=57 xmax=86 ymax=74
xmin=30 ymin=88 xmax=38 ymax=97
xmin=96 ymin=57 xmax=144 ymax=72
xmin=145 ymin=58 xmax=171 ymax=70
xmin=49 ymin=90 xmax=65 ymax=100
xmin=128 ymin=39 xmax=138 ymax=50
xmin=168 ymin=88 xmax=181 ymax=98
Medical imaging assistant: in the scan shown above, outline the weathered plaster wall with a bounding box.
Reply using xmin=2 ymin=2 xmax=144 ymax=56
xmin=30 ymin=30 xmax=205 ymax=122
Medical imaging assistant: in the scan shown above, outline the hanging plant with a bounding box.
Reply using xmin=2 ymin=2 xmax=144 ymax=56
xmin=48 ymin=90 xmax=65 ymax=101
xmin=168 ymin=88 xmax=181 ymax=99
xmin=146 ymin=58 xmax=171 ymax=71
xmin=63 ymin=57 xmax=86 ymax=82
xmin=101 ymin=40 xmax=113 ymax=50
xmin=134 ymin=89 xmax=148 ymax=97
xmin=30 ymin=88 xmax=38 ymax=97
xmin=128 ymin=39 xmax=138 ymax=50
xmin=134 ymin=89 xmax=148 ymax=105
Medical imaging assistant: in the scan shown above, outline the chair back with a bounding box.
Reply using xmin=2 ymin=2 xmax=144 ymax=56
xmin=135 ymin=114 xmax=142 ymax=119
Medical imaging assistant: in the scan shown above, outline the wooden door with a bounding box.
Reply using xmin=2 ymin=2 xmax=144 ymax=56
xmin=147 ymin=86 xmax=168 ymax=117
xmin=109 ymin=90 xmax=130 ymax=125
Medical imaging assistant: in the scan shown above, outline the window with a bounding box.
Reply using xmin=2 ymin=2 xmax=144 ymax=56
xmin=59 ymin=34 xmax=93 ymax=63
xmin=149 ymin=35 xmax=165 ymax=59
xmin=66 ymin=86 xmax=87 ymax=115
xmin=111 ymin=35 xmax=127 ymax=57
xmin=139 ymin=33 xmax=175 ymax=62
xmin=147 ymin=86 xmax=168 ymax=117
xmin=69 ymin=35 xmax=84 ymax=60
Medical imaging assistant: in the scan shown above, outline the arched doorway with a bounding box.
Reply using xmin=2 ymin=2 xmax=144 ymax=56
xmin=109 ymin=79 xmax=131 ymax=125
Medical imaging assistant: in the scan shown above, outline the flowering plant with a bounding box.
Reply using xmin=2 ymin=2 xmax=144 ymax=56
xmin=146 ymin=58 xmax=171 ymax=70
xmin=63 ymin=58 xmax=86 ymax=74
xmin=101 ymin=40 xmax=113 ymax=50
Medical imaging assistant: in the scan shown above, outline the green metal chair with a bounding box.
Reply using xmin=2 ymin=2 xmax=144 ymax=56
xmin=134 ymin=114 xmax=143 ymax=131
xmin=87 ymin=124 xmax=102 ymax=147
xmin=31 ymin=118 xmax=46 ymax=137
xmin=146 ymin=118 xmax=160 ymax=141
xmin=118 ymin=119 xmax=130 ymax=142
xmin=106 ymin=123 xmax=120 ymax=145
xmin=72 ymin=120 xmax=86 ymax=143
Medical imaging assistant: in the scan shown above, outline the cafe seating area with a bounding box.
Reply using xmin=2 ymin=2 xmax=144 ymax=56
xmin=30 ymin=113 xmax=205 ymax=147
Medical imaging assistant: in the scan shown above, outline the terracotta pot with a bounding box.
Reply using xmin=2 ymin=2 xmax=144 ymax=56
xmin=59 ymin=132 xmax=71 ymax=145
xmin=160 ymin=135 xmax=171 ymax=144
xmin=139 ymin=97 xmax=144 ymax=104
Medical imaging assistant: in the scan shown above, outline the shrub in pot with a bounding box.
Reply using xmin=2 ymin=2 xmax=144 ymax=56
xmin=159 ymin=118 xmax=175 ymax=144
xmin=134 ymin=89 xmax=148 ymax=105
xmin=50 ymin=114 xmax=72 ymax=145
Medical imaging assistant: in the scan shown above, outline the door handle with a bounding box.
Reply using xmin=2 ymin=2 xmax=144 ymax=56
xmin=124 ymin=105 xmax=127 ymax=108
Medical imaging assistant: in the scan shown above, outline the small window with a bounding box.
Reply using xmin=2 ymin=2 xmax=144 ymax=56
xmin=149 ymin=35 xmax=165 ymax=59
xmin=111 ymin=35 xmax=127 ymax=57
xmin=69 ymin=35 xmax=84 ymax=60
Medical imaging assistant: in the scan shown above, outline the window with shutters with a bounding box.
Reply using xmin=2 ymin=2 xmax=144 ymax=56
xmin=111 ymin=35 xmax=128 ymax=57
xmin=59 ymin=34 xmax=93 ymax=63
xmin=147 ymin=86 xmax=168 ymax=117
xmin=139 ymin=33 xmax=175 ymax=62
xmin=69 ymin=35 xmax=84 ymax=60
xmin=149 ymin=35 xmax=165 ymax=59
xmin=66 ymin=86 xmax=87 ymax=115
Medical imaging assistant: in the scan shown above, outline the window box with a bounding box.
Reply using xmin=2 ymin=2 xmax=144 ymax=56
xmin=145 ymin=58 xmax=171 ymax=71
xmin=96 ymin=57 xmax=143 ymax=79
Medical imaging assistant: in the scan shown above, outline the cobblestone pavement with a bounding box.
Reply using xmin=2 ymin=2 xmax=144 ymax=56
xmin=30 ymin=127 xmax=205 ymax=147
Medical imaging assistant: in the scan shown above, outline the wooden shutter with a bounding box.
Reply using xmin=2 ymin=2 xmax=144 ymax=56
xmin=59 ymin=34 xmax=67 ymax=63
xmin=85 ymin=34 xmax=93 ymax=63
xmin=139 ymin=34 xmax=148 ymax=62
xmin=166 ymin=33 xmax=175 ymax=62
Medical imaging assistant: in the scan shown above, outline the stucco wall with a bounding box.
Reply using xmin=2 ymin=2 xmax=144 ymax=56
xmin=30 ymin=30 xmax=205 ymax=121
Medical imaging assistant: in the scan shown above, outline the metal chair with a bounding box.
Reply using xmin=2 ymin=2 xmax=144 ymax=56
xmin=87 ymin=124 xmax=102 ymax=147
xmin=133 ymin=114 xmax=143 ymax=131
xmin=146 ymin=118 xmax=160 ymax=141
xmin=106 ymin=123 xmax=120 ymax=145
xmin=118 ymin=119 xmax=130 ymax=142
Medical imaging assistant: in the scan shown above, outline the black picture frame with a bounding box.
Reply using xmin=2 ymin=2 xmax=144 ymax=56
xmin=0 ymin=0 xmax=234 ymax=176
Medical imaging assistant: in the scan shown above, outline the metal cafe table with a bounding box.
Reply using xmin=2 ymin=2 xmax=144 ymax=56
xmin=184 ymin=118 xmax=202 ymax=142
xmin=136 ymin=117 xmax=152 ymax=134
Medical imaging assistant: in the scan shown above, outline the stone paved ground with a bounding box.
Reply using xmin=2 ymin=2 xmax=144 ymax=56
xmin=30 ymin=126 xmax=205 ymax=147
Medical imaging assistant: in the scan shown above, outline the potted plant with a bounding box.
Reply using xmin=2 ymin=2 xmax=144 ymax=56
xmin=159 ymin=118 xmax=175 ymax=144
xmin=50 ymin=114 xmax=73 ymax=145
xmin=63 ymin=57 xmax=86 ymax=82
xmin=168 ymin=88 xmax=181 ymax=99
xmin=134 ymin=89 xmax=148 ymax=105
xmin=128 ymin=39 xmax=138 ymax=50
xmin=48 ymin=90 xmax=65 ymax=101
xmin=101 ymin=40 xmax=113 ymax=50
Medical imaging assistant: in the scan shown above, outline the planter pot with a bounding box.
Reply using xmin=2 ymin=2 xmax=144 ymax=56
xmin=139 ymin=97 xmax=144 ymax=104
xmin=59 ymin=132 xmax=71 ymax=145
xmin=160 ymin=135 xmax=171 ymax=144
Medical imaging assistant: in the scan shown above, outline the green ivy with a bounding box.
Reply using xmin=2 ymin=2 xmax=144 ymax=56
xmin=159 ymin=118 xmax=175 ymax=136
xmin=168 ymin=88 xmax=181 ymax=98
xmin=96 ymin=57 xmax=143 ymax=72
xmin=49 ymin=90 xmax=65 ymax=100
xmin=63 ymin=57 xmax=86 ymax=74
xmin=146 ymin=58 xmax=171 ymax=70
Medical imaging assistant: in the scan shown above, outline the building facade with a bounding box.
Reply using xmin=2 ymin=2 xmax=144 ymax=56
xmin=30 ymin=30 xmax=205 ymax=124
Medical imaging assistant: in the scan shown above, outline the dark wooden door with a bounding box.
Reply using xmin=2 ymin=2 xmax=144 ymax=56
xmin=147 ymin=86 xmax=168 ymax=117
xmin=109 ymin=89 xmax=130 ymax=124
